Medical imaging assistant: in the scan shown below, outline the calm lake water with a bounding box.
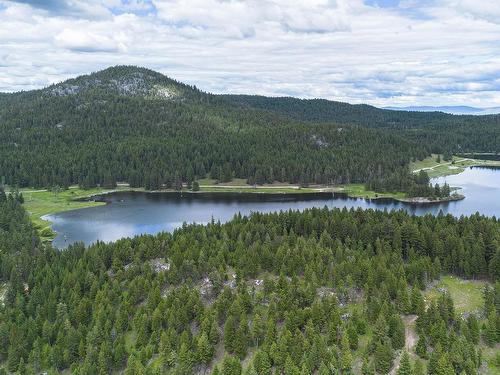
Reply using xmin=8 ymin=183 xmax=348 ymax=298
xmin=46 ymin=166 xmax=500 ymax=249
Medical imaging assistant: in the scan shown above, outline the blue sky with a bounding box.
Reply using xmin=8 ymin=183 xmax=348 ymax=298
xmin=0 ymin=0 xmax=499 ymax=108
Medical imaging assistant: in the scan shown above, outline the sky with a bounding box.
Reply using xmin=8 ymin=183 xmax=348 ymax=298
xmin=0 ymin=0 xmax=499 ymax=108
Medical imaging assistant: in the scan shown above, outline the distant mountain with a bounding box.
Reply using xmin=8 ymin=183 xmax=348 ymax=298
xmin=383 ymin=105 xmax=500 ymax=115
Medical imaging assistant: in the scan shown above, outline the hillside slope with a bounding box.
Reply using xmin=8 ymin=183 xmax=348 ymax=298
xmin=0 ymin=66 xmax=497 ymax=190
xmin=220 ymin=94 xmax=500 ymax=153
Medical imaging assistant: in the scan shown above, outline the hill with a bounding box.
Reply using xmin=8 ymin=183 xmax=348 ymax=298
xmin=220 ymin=94 xmax=500 ymax=153
xmin=0 ymin=66 xmax=498 ymax=192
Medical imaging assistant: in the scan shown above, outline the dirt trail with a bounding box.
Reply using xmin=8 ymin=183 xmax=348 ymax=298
xmin=404 ymin=315 xmax=418 ymax=350
xmin=412 ymin=158 xmax=470 ymax=173
xmin=389 ymin=315 xmax=418 ymax=375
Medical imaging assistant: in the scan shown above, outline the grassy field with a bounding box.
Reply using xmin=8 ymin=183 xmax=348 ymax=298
xmin=410 ymin=155 xmax=500 ymax=179
xmin=425 ymin=275 xmax=487 ymax=314
xmin=341 ymin=183 xmax=407 ymax=200
xmin=424 ymin=276 xmax=499 ymax=375
xmin=198 ymin=179 xmax=407 ymax=199
xmin=481 ymin=345 xmax=500 ymax=375
xmin=198 ymin=177 xmax=249 ymax=186
xmin=199 ymin=186 xmax=318 ymax=193
xmin=16 ymin=186 xmax=142 ymax=241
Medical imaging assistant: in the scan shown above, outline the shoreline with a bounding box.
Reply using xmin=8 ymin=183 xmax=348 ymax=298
xmin=23 ymin=184 xmax=465 ymax=244
xmin=397 ymin=194 xmax=464 ymax=204
xmin=13 ymin=156 xmax=495 ymax=243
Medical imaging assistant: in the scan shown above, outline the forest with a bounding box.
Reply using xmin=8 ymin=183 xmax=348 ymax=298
xmin=0 ymin=186 xmax=499 ymax=374
xmin=0 ymin=66 xmax=498 ymax=196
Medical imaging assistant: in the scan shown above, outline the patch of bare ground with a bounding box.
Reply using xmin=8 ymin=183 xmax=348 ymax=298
xmin=0 ymin=283 xmax=7 ymax=306
xmin=389 ymin=315 xmax=418 ymax=375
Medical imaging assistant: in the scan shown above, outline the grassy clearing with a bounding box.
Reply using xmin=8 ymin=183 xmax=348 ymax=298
xmin=198 ymin=177 xmax=249 ymax=186
xmin=410 ymin=155 xmax=500 ymax=179
xmin=198 ymin=178 xmax=319 ymax=193
xmin=481 ymin=345 xmax=500 ymax=375
xmin=16 ymin=186 xmax=142 ymax=242
xmin=425 ymin=275 xmax=487 ymax=315
xmin=199 ymin=186 xmax=317 ymax=193
xmin=409 ymin=154 xmax=446 ymax=170
xmin=341 ymin=183 xmax=407 ymax=200
xmin=423 ymin=275 xmax=499 ymax=375
xmin=199 ymin=180 xmax=408 ymax=199
xmin=0 ymin=283 xmax=7 ymax=306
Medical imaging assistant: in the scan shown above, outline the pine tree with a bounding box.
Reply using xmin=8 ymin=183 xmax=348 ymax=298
xmin=252 ymin=349 xmax=272 ymax=375
xmin=415 ymin=335 xmax=427 ymax=359
xmin=397 ymin=351 xmax=412 ymax=375
xmin=466 ymin=315 xmax=480 ymax=344
xmin=436 ymin=354 xmax=455 ymax=375
xmin=340 ymin=330 xmax=352 ymax=373
xmin=252 ymin=314 xmax=265 ymax=347
xmin=374 ymin=338 xmax=394 ymax=374
xmin=362 ymin=358 xmax=375 ymax=375
xmin=413 ymin=359 xmax=424 ymax=375
xmin=410 ymin=287 xmax=425 ymax=316
xmin=485 ymin=311 xmax=498 ymax=347
xmin=427 ymin=347 xmax=440 ymax=375
xmin=234 ymin=315 xmax=249 ymax=358
xmin=347 ymin=324 xmax=359 ymax=350
xmin=389 ymin=315 xmax=405 ymax=350
xmin=224 ymin=315 xmax=237 ymax=353
xmin=221 ymin=355 xmax=242 ymax=375
xmin=284 ymin=356 xmax=301 ymax=375
xmin=197 ymin=332 xmax=214 ymax=372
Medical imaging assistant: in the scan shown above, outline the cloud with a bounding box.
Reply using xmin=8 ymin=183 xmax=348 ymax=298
xmin=54 ymin=28 xmax=124 ymax=52
xmin=0 ymin=0 xmax=499 ymax=107
xmin=153 ymin=0 xmax=351 ymax=37
xmin=9 ymin=0 xmax=112 ymax=18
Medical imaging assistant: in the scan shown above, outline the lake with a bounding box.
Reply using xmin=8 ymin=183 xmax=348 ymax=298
xmin=46 ymin=166 xmax=500 ymax=248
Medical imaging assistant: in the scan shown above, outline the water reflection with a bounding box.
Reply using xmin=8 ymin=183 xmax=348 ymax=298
xmin=46 ymin=167 xmax=500 ymax=248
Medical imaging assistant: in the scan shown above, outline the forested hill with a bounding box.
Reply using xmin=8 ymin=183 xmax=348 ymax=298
xmin=220 ymin=94 xmax=449 ymax=127
xmin=220 ymin=95 xmax=500 ymax=153
xmin=0 ymin=66 xmax=498 ymax=190
xmin=220 ymin=94 xmax=500 ymax=130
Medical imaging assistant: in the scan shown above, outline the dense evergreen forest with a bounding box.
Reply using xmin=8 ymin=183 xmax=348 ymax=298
xmin=0 ymin=187 xmax=499 ymax=374
xmin=0 ymin=66 xmax=498 ymax=195
xmin=220 ymin=95 xmax=500 ymax=154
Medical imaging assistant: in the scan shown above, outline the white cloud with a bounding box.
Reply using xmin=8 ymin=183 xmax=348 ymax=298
xmin=54 ymin=28 xmax=124 ymax=52
xmin=0 ymin=0 xmax=499 ymax=107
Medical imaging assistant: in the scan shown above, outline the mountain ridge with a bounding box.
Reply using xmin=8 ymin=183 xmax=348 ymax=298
xmin=384 ymin=105 xmax=500 ymax=115
xmin=4 ymin=65 xmax=499 ymax=120
xmin=0 ymin=66 xmax=498 ymax=190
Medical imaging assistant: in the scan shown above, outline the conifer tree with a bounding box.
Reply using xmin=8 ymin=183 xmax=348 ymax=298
xmin=415 ymin=336 xmax=427 ymax=359
xmin=397 ymin=351 xmax=412 ymax=375
xmin=374 ymin=338 xmax=394 ymax=374
xmin=485 ymin=311 xmax=498 ymax=347
xmin=221 ymin=355 xmax=242 ymax=375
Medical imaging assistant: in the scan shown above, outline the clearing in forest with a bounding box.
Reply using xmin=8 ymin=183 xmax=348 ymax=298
xmin=425 ymin=275 xmax=487 ymax=315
